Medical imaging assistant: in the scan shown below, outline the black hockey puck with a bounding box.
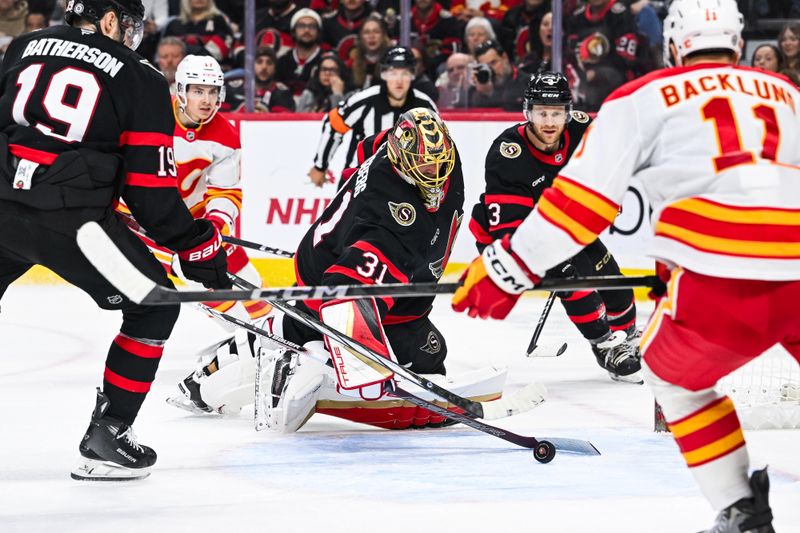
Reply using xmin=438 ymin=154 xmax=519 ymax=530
xmin=533 ymin=440 xmax=556 ymax=463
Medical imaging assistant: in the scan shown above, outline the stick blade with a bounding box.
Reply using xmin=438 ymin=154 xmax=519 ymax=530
xmin=544 ymin=437 xmax=601 ymax=456
xmin=77 ymin=221 xmax=156 ymax=304
xmin=527 ymin=342 xmax=568 ymax=358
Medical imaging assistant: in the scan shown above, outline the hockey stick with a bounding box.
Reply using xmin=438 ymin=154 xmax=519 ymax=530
xmin=204 ymin=295 xmax=598 ymax=457
xmin=221 ymin=236 xmax=295 ymax=258
xmin=227 ymin=273 xmax=546 ymax=422
xmin=525 ymin=292 xmax=568 ymax=358
xmin=76 ymin=221 xmax=659 ymax=305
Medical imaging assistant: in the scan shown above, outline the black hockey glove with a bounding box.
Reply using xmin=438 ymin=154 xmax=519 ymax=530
xmin=176 ymin=219 xmax=231 ymax=290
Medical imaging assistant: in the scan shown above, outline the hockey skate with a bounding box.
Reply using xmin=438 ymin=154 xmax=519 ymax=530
xmin=700 ymin=468 xmax=775 ymax=533
xmin=591 ymin=330 xmax=643 ymax=384
xmin=71 ymin=388 xmax=157 ymax=481
xmin=166 ymin=369 xmax=215 ymax=414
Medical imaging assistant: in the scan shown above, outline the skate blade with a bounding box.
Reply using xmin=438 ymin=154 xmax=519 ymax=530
xmin=609 ymin=370 xmax=644 ymax=385
xmin=166 ymin=394 xmax=215 ymax=415
xmin=71 ymin=458 xmax=151 ymax=481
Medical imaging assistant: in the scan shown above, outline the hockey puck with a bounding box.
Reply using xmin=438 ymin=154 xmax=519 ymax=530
xmin=533 ymin=440 xmax=556 ymax=463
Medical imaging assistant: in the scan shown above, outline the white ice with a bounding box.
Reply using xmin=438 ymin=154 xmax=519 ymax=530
xmin=1 ymin=284 xmax=798 ymax=533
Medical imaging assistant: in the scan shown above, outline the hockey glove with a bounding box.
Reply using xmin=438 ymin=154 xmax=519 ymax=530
xmin=452 ymin=234 xmax=540 ymax=319
xmin=177 ymin=219 xmax=231 ymax=290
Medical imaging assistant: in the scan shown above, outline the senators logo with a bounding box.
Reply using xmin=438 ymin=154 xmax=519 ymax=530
xmin=388 ymin=201 xmax=416 ymax=226
xmin=499 ymin=141 xmax=521 ymax=159
xmin=571 ymin=110 xmax=590 ymax=123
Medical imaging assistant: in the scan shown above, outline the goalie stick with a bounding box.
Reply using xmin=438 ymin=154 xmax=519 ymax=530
xmin=227 ymin=273 xmax=544 ymax=421
xmin=203 ymin=297 xmax=599 ymax=458
xmin=75 ymin=222 xmax=659 ymax=305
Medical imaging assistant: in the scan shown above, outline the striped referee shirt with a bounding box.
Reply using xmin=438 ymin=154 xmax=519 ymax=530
xmin=313 ymin=84 xmax=438 ymax=171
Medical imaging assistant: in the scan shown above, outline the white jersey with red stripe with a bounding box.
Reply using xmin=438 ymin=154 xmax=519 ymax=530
xmin=173 ymin=100 xmax=243 ymax=231
xmin=511 ymin=63 xmax=800 ymax=281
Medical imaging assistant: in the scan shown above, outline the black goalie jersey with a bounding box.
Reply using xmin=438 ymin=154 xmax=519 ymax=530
xmin=296 ymin=141 xmax=464 ymax=324
xmin=469 ymin=111 xmax=592 ymax=249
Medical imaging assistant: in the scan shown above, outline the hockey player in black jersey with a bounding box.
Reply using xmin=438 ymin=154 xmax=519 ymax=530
xmin=0 ymin=0 xmax=229 ymax=480
xmin=469 ymin=72 xmax=641 ymax=383
xmin=175 ymin=109 xmax=508 ymax=430
xmin=308 ymin=46 xmax=437 ymax=187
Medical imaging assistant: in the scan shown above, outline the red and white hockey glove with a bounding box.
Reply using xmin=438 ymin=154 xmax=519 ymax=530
xmin=452 ymin=234 xmax=540 ymax=320
xmin=177 ymin=219 xmax=231 ymax=290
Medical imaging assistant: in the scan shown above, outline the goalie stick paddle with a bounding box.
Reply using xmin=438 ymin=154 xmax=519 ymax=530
xmin=76 ymin=221 xmax=660 ymax=305
xmin=221 ymin=236 xmax=295 ymax=258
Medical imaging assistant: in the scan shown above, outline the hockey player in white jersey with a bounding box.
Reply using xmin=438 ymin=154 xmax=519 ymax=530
xmin=116 ymin=55 xmax=272 ymax=413
xmin=453 ymin=1 xmax=798 ymax=531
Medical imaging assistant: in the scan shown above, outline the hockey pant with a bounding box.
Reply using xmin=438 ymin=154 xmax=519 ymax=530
xmin=0 ymin=202 xmax=180 ymax=425
xmin=133 ymin=224 xmax=271 ymax=322
xmin=548 ymin=238 xmax=636 ymax=342
xmin=641 ymin=268 xmax=800 ymax=511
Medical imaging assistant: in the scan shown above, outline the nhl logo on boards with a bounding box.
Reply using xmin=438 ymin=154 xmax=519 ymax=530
xmin=388 ymin=201 xmax=416 ymax=226
xmin=500 ymin=141 xmax=521 ymax=159
xmin=571 ymin=110 xmax=590 ymax=123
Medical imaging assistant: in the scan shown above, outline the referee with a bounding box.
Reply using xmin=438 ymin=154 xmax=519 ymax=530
xmin=307 ymin=46 xmax=438 ymax=187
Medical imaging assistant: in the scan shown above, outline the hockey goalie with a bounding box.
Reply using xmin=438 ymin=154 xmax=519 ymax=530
xmin=168 ymin=108 xmax=519 ymax=431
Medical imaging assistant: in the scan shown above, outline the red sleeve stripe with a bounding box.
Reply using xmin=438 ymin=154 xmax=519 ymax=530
xmin=489 ymin=220 xmax=522 ymax=231
xmin=113 ymin=334 xmax=164 ymax=359
xmin=468 ymin=216 xmax=493 ymax=245
xmin=484 ymin=194 xmax=534 ymax=208
xmin=323 ymin=265 xmax=395 ymax=309
xmin=356 ymin=139 xmax=366 ymax=165
xmin=350 ymin=241 xmax=410 ymax=283
xmin=9 ymin=143 xmax=58 ymax=165
xmin=119 ymin=131 xmax=172 ymax=146
xmin=104 ymin=368 xmax=152 ymax=393
xmin=125 ymin=173 xmax=178 ymax=188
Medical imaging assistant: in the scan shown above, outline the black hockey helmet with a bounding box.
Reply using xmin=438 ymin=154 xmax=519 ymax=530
xmin=65 ymin=0 xmax=145 ymax=50
xmin=524 ymin=71 xmax=572 ymax=108
xmin=380 ymin=46 xmax=416 ymax=73
xmin=523 ymin=71 xmax=572 ymax=124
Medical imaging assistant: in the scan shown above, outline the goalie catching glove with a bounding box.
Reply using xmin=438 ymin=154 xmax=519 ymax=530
xmin=452 ymin=234 xmax=540 ymax=319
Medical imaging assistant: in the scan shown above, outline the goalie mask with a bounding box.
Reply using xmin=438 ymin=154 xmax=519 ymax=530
xmin=176 ymin=55 xmax=226 ymax=125
xmin=387 ymin=108 xmax=456 ymax=211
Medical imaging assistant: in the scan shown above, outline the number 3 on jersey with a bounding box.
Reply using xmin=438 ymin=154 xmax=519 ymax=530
xmin=12 ymin=64 xmax=101 ymax=143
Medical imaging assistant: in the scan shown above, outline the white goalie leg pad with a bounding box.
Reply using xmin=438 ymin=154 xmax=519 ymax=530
xmin=198 ymin=328 xmax=258 ymax=414
xmin=264 ymin=341 xmax=335 ymax=433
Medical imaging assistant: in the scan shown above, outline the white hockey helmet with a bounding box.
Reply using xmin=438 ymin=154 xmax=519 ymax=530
xmin=662 ymin=0 xmax=744 ymax=67
xmin=175 ymin=55 xmax=226 ymax=124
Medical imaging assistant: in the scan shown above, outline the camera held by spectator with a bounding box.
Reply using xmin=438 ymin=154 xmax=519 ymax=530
xmin=469 ymin=39 xmax=530 ymax=111
xmin=472 ymin=62 xmax=494 ymax=85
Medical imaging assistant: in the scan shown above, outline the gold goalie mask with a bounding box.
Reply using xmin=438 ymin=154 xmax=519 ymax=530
xmin=387 ymin=108 xmax=456 ymax=211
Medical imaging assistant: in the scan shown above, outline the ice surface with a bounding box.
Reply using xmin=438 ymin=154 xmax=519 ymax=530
xmin=1 ymin=285 xmax=798 ymax=533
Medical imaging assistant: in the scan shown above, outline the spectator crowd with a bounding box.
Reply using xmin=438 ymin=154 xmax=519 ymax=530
xmin=6 ymin=0 xmax=800 ymax=112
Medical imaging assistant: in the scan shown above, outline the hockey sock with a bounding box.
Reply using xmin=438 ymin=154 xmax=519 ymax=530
xmin=643 ymin=363 xmax=752 ymax=510
xmin=558 ymin=290 xmax=610 ymax=340
xmin=103 ymin=333 xmax=165 ymax=425
xmin=606 ymin=299 xmax=637 ymax=333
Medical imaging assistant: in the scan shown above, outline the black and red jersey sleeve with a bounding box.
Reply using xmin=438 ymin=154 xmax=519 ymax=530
xmin=320 ymin=225 xmax=412 ymax=317
xmin=118 ymin=62 xmax=198 ymax=251
xmin=355 ymin=129 xmax=390 ymax=166
xmin=475 ymin=149 xmax=535 ymax=243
